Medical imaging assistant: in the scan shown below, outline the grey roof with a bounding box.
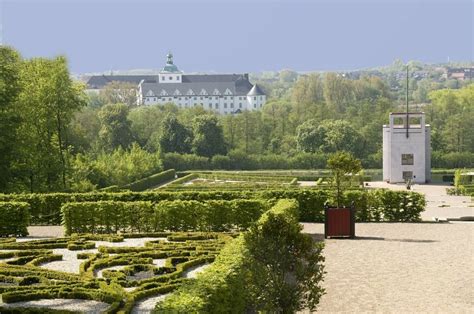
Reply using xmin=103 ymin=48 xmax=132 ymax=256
xmin=247 ymin=84 xmax=265 ymax=96
xmin=86 ymin=75 xmax=156 ymax=89
xmin=141 ymin=74 xmax=257 ymax=97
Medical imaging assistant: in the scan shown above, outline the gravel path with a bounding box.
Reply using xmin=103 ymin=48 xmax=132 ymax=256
xmin=182 ymin=263 xmax=211 ymax=278
xmin=301 ymin=222 xmax=474 ymax=313
xmin=0 ymin=298 xmax=110 ymax=313
xmin=131 ymin=293 xmax=170 ymax=314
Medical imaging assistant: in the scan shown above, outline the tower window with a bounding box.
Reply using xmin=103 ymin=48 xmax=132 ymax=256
xmin=401 ymin=154 xmax=414 ymax=165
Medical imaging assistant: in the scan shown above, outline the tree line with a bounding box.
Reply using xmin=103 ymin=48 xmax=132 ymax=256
xmin=1 ymin=46 xmax=472 ymax=193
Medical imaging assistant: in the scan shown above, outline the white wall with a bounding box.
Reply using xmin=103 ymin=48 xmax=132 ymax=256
xmin=383 ymin=113 xmax=431 ymax=184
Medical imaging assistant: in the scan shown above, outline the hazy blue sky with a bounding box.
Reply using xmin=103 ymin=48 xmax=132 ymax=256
xmin=2 ymin=0 xmax=472 ymax=74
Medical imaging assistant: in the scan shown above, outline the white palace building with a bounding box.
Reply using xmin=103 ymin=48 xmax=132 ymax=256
xmin=87 ymin=53 xmax=266 ymax=115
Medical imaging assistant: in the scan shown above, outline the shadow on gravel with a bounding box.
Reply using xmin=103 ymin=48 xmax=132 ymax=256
xmin=304 ymin=234 xmax=438 ymax=243
xmin=352 ymin=236 xmax=438 ymax=243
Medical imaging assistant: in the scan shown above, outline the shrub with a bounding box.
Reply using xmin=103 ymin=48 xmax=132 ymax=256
xmin=122 ymin=169 xmax=176 ymax=191
xmin=62 ymin=201 xmax=154 ymax=235
xmin=62 ymin=199 xmax=268 ymax=235
xmin=0 ymin=202 xmax=30 ymax=237
xmin=244 ymin=199 xmax=325 ymax=312
xmin=156 ymin=199 xmax=326 ymax=313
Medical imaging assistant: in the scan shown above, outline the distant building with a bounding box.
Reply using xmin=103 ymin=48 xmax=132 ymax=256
xmin=383 ymin=112 xmax=431 ymax=184
xmin=85 ymin=75 xmax=155 ymax=93
xmin=137 ymin=53 xmax=266 ymax=114
xmin=444 ymin=67 xmax=473 ymax=81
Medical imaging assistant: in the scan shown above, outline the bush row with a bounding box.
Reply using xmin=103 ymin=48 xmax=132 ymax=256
xmin=61 ymin=200 xmax=268 ymax=235
xmin=156 ymin=199 xmax=326 ymax=313
xmin=121 ymin=169 xmax=176 ymax=192
xmin=0 ymin=202 xmax=29 ymax=237
xmin=0 ymin=188 xmax=425 ymax=226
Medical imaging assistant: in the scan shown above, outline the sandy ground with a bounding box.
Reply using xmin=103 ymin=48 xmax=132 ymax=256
xmin=301 ymin=222 xmax=474 ymax=313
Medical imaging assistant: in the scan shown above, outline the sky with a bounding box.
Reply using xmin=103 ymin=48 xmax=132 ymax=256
xmin=1 ymin=0 xmax=473 ymax=74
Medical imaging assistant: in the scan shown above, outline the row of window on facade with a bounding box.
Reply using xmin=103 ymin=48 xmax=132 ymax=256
xmin=145 ymin=101 xmax=262 ymax=109
xmin=145 ymin=96 xmax=262 ymax=101
xmin=162 ymin=76 xmax=180 ymax=81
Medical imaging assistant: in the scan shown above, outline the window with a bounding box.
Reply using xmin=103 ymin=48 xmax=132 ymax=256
xmin=254 ymin=104 xmax=256 ymax=108
xmin=401 ymin=154 xmax=414 ymax=165
xmin=402 ymin=171 xmax=413 ymax=180
xmin=239 ymin=103 xmax=242 ymax=108
xmin=176 ymin=76 xmax=179 ymax=80
xmin=194 ymin=97 xmax=197 ymax=100
xmin=201 ymin=97 xmax=203 ymax=100
xmin=169 ymin=76 xmax=172 ymax=80
xmin=230 ymin=104 xmax=234 ymax=108
xmin=162 ymin=76 xmax=165 ymax=81
xmin=254 ymin=97 xmax=256 ymax=100
xmin=224 ymin=103 xmax=227 ymax=108
xmin=215 ymin=104 xmax=219 ymax=109
xmin=209 ymin=104 xmax=212 ymax=108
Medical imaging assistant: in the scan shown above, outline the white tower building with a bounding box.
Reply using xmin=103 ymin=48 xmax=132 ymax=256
xmin=383 ymin=112 xmax=431 ymax=183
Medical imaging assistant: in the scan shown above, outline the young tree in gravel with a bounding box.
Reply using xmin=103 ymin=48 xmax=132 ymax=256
xmin=98 ymin=103 xmax=133 ymax=151
xmin=159 ymin=115 xmax=193 ymax=154
xmin=192 ymin=115 xmax=227 ymax=157
xmin=0 ymin=47 xmax=22 ymax=191
xmin=327 ymin=151 xmax=362 ymax=207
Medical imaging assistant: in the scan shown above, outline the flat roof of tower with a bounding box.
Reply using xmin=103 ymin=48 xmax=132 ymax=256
xmin=390 ymin=112 xmax=425 ymax=115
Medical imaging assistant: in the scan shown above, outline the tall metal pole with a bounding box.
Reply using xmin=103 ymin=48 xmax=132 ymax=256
xmin=406 ymin=65 xmax=409 ymax=138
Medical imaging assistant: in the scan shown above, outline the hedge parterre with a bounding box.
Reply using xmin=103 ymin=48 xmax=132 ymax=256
xmin=0 ymin=232 xmax=231 ymax=313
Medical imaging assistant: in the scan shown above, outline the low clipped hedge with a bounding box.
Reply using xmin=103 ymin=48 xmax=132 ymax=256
xmin=122 ymin=169 xmax=176 ymax=191
xmin=61 ymin=199 xmax=268 ymax=235
xmin=0 ymin=202 xmax=30 ymax=237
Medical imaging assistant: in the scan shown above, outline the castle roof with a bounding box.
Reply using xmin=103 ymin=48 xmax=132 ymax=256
xmin=141 ymin=74 xmax=255 ymax=96
xmin=247 ymin=84 xmax=265 ymax=96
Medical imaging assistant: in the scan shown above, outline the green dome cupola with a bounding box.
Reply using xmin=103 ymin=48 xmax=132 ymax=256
xmin=161 ymin=52 xmax=180 ymax=73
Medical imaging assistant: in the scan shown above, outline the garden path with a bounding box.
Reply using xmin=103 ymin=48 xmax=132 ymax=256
xmin=301 ymin=222 xmax=473 ymax=313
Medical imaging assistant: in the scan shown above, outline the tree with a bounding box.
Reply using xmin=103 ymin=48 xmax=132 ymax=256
xmin=296 ymin=119 xmax=325 ymax=153
xmin=99 ymin=81 xmax=138 ymax=107
xmin=98 ymin=103 xmax=133 ymax=151
xmin=159 ymin=115 xmax=193 ymax=154
xmin=0 ymin=46 xmax=22 ymax=191
xmin=192 ymin=115 xmax=227 ymax=157
xmin=296 ymin=120 xmax=363 ymax=156
xmin=15 ymin=55 xmax=86 ymax=191
xmin=327 ymin=151 xmax=362 ymax=207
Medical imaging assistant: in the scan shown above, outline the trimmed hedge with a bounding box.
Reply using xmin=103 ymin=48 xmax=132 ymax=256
xmin=122 ymin=169 xmax=176 ymax=191
xmin=0 ymin=188 xmax=425 ymax=226
xmin=0 ymin=202 xmax=29 ymax=237
xmin=61 ymin=199 xmax=268 ymax=235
